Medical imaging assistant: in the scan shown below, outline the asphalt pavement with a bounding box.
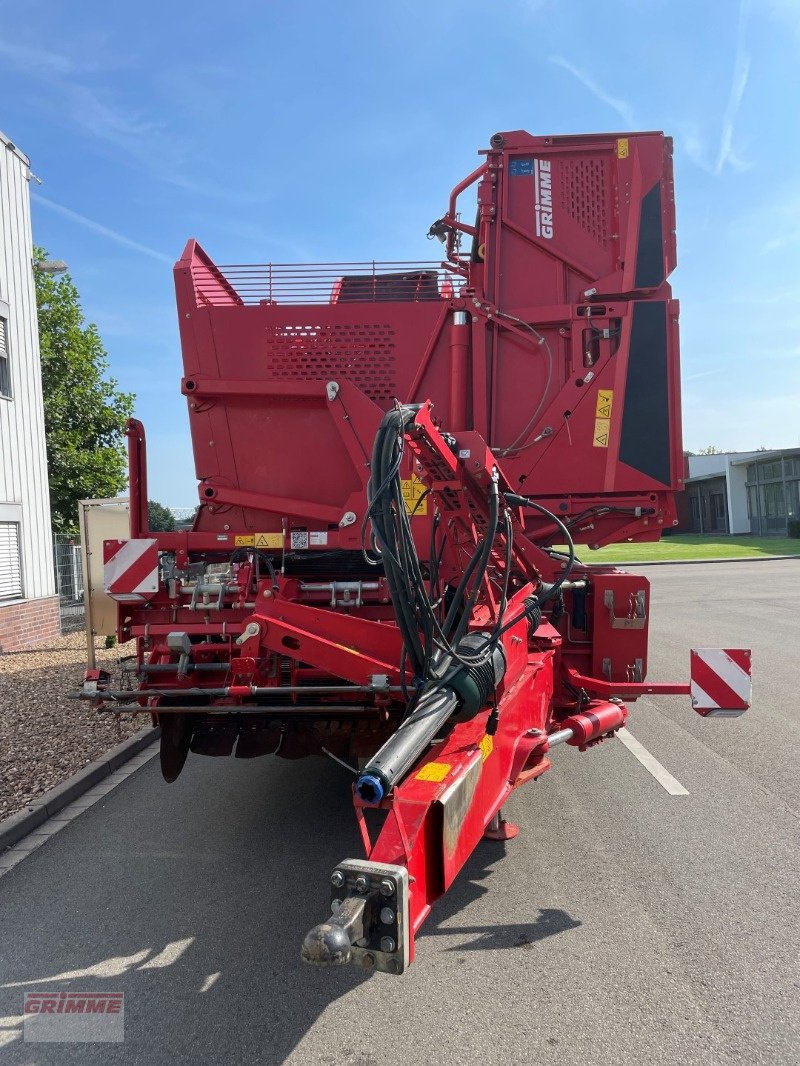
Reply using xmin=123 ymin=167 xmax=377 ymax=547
xmin=1 ymin=560 xmax=798 ymax=1065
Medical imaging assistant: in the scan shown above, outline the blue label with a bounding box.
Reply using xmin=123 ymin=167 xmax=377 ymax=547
xmin=509 ymin=157 xmax=534 ymax=176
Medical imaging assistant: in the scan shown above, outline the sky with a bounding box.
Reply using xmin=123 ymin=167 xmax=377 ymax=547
xmin=1 ymin=0 xmax=798 ymax=506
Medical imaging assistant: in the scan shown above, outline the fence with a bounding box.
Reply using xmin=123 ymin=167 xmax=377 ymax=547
xmin=53 ymin=533 xmax=85 ymax=633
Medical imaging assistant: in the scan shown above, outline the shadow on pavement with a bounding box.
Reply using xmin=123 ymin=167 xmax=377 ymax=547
xmin=0 ymin=754 xmax=581 ymax=1063
xmin=421 ymin=839 xmax=582 ymax=953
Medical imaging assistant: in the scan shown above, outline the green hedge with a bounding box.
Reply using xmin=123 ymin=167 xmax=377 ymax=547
xmin=788 ymin=518 xmax=800 ymax=539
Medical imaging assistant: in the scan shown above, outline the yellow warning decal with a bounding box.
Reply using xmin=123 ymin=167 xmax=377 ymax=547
xmin=616 ymin=138 xmax=629 ymax=159
xmin=254 ymin=532 xmax=284 ymax=549
xmin=415 ymin=762 xmax=451 ymax=782
xmin=595 ymin=389 xmax=614 ymax=419
xmin=593 ymin=418 xmax=611 ymax=448
xmin=401 ymin=474 xmax=428 ymax=516
xmin=234 ymin=535 xmax=255 ymax=547
xmin=479 ymin=735 xmax=493 ymax=761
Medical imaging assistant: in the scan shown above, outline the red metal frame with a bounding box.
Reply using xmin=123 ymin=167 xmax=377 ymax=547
xmin=83 ymin=129 xmax=750 ymax=972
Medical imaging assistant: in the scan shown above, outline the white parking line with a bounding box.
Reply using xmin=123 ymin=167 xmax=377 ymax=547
xmin=616 ymin=727 xmax=689 ymax=796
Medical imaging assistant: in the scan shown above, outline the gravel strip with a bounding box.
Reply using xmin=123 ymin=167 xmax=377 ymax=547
xmin=0 ymin=632 xmax=146 ymax=820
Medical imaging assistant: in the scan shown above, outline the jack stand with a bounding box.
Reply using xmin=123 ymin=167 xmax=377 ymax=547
xmin=483 ymin=810 xmax=519 ymax=841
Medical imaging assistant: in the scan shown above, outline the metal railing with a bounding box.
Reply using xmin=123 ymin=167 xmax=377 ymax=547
xmin=53 ymin=533 xmax=85 ymax=634
xmin=193 ymin=261 xmax=465 ymax=306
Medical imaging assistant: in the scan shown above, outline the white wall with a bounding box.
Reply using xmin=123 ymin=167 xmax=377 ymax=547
xmin=726 ymin=460 xmax=751 ymax=534
xmin=0 ymin=131 xmax=55 ymax=600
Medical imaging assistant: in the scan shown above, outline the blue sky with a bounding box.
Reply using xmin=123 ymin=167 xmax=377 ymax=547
xmin=1 ymin=0 xmax=798 ymax=505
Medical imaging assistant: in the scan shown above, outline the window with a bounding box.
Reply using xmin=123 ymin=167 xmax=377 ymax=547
xmin=747 ymin=485 xmax=758 ymax=519
xmin=0 ymin=521 xmax=23 ymax=599
xmin=0 ymin=317 xmax=10 ymax=398
xmin=712 ymin=493 xmax=726 ymax=520
xmin=784 ymin=456 xmax=800 ymax=478
xmin=689 ymin=495 xmax=700 ymax=520
xmin=762 ymin=482 xmax=785 ymax=517
xmin=787 ymin=480 xmax=800 ymax=518
xmin=746 ymin=463 xmax=757 ymax=483
xmin=759 ymin=460 xmax=782 ymax=481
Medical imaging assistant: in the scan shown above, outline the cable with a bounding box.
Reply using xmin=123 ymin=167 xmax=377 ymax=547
xmin=488 ymin=310 xmax=554 ymax=457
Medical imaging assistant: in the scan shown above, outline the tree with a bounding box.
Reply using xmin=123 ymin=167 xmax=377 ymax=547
xmin=34 ymin=248 xmax=134 ymax=532
xmin=148 ymin=500 xmax=176 ymax=531
xmin=697 ymin=445 xmax=722 ymax=455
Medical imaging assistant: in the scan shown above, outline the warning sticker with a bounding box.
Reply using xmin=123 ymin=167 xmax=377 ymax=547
xmin=593 ymin=418 xmax=611 ymax=448
xmin=290 ymin=530 xmax=310 ymax=550
xmin=595 ymin=389 xmax=614 ymax=419
xmin=254 ymin=533 xmax=284 ymax=549
xmin=235 ymin=535 xmax=255 ymax=547
xmin=309 ymin=531 xmax=328 ymax=546
xmin=401 ymin=474 xmax=428 ymax=516
xmin=479 ymin=735 xmax=493 ymax=761
xmin=415 ymin=762 xmax=451 ymax=783
xmin=616 ymin=138 xmax=629 ymax=159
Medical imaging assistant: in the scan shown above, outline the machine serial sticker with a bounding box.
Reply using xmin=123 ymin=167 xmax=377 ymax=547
xmin=235 ymin=535 xmax=255 ymax=547
xmin=479 ymin=735 xmax=493 ymax=761
xmin=415 ymin=762 xmax=451 ymax=782
xmin=401 ymin=475 xmax=428 ymax=516
xmin=254 ymin=533 xmax=284 ymax=549
xmin=595 ymin=389 xmax=614 ymax=419
xmin=616 ymin=138 xmax=629 ymax=159
xmin=309 ymin=531 xmax=328 ymax=546
xmin=290 ymin=531 xmax=310 ymax=550
xmin=509 ymin=157 xmax=534 ymax=176
xmin=593 ymin=419 xmax=611 ymax=448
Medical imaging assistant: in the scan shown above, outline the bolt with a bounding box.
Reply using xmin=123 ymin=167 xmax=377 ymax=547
xmin=379 ymin=907 xmax=395 ymax=925
xmin=362 ymin=953 xmax=376 ymax=968
xmin=263 ymin=589 xmax=272 ymax=598
xmin=379 ymin=879 xmax=395 ymax=897
xmin=388 ymin=958 xmax=402 ymax=974
xmin=380 ymin=936 xmax=396 ymax=953
xmin=354 ymin=875 xmax=369 ymax=893
xmin=330 ymin=870 xmax=345 ymax=888
xmin=331 ymin=899 xmax=343 ymax=912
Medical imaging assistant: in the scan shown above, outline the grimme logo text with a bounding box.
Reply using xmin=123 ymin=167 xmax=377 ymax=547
xmin=534 ymin=159 xmax=554 ymax=239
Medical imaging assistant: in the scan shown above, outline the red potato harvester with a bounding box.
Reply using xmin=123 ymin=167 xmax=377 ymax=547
xmin=81 ymin=130 xmax=751 ymax=974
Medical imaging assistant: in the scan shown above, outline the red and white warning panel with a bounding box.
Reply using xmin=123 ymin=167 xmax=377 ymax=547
xmin=690 ymin=649 xmax=751 ymax=717
xmin=103 ymin=539 xmax=159 ymax=603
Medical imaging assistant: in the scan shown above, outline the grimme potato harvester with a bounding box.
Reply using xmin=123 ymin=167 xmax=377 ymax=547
xmin=85 ymin=130 xmax=751 ymax=974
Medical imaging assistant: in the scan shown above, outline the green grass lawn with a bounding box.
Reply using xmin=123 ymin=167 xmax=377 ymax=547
xmin=557 ymin=534 xmax=800 ymax=563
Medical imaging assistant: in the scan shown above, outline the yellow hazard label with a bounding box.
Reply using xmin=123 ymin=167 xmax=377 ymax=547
xmin=254 ymin=533 xmax=284 ymax=549
xmin=415 ymin=762 xmax=451 ymax=782
xmin=479 ymin=735 xmax=493 ymax=761
xmin=401 ymin=474 xmax=428 ymax=516
xmin=616 ymin=138 xmax=629 ymax=159
xmin=593 ymin=418 xmax=611 ymax=448
xmin=595 ymin=389 xmax=614 ymax=419
xmin=235 ymin=535 xmax=255 ymax=547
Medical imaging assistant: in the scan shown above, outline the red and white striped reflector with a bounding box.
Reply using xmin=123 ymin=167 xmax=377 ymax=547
xmin=103 ymin=539 xmax=159 ymax=603
xmin=690 ymin=649 xmax=751 ymax=717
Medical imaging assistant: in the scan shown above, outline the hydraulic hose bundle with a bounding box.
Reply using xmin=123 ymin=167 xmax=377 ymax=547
xmin=356 ymin=407 xmax=576 ymax=804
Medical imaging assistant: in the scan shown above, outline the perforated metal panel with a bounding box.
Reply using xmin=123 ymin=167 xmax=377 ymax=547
xmin=264 ymin=323 xmax=397 ymax=405
xmin=559 ymin=157 xmax=610 ymax=245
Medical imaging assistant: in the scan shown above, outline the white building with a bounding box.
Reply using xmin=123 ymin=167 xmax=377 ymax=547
xmin=0 ymin=130 xmax=58 ymax=651
xmin=683 ymin=449 xmax=800 ymax=536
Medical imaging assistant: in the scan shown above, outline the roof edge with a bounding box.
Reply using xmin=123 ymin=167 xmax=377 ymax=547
xmin=0 ymin=129 xmax=31 ymax=167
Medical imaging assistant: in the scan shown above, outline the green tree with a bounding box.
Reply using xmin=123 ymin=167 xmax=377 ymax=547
xmin=697 ymin=445 xmax=722 ymax=455
xmin=148 ymin=500 xmax=176 ymax=531
xmin=34 ymin=248 xmax=134 ymax=532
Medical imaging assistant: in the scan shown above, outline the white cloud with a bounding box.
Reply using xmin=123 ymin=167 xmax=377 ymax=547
xmin=32 ymin=193 xmax=173 ymax=264
xmin=549 ymin=56 xmax=636 ymax=127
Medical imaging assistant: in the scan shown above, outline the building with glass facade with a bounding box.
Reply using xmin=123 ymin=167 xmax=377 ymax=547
xmin=682 ymin=449 xmax=800 ymax=536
